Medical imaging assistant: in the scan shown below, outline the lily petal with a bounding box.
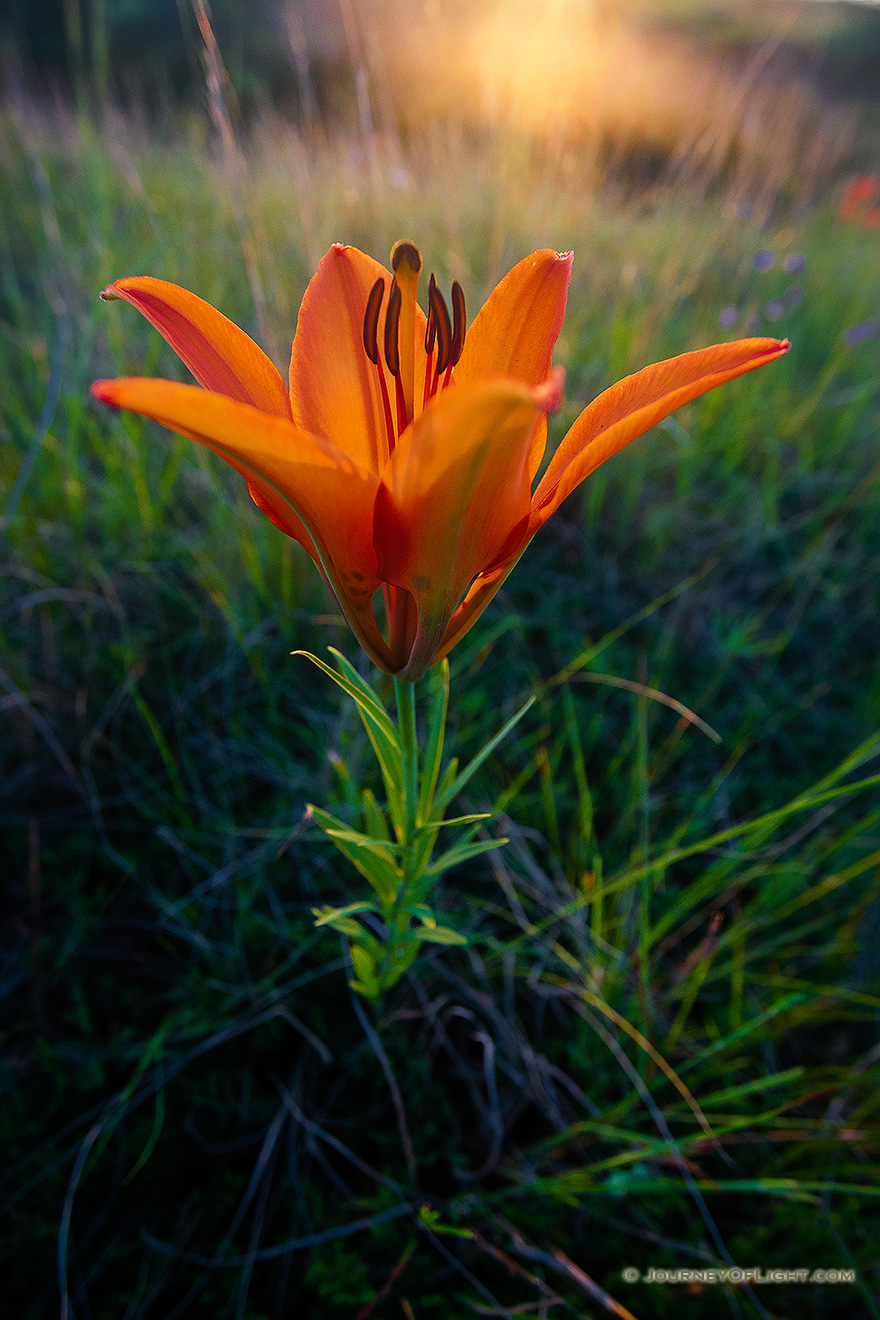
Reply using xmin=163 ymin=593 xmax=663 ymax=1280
xmin=100 ymin=277 xmax=291 ymax=418
xmin=374 ymin=373 xmax=561 ymax=680
xmin=90 ymin=378 xmax=398 ymax=671
xmin=289 ymin=244 xmax=428 ymax=472
xmin=532 ymin=337 xmax=790 ymax=528
xmin=456 ymin=249 xmax=573 ymax=489
xmin=456 ymin=249 xmax=572 ymax=388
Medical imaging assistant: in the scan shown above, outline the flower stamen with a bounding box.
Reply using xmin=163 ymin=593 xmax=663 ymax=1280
xmin=423 ymin=283 xmax=437 ymax=409
xmin=428 ymin=275 xmax=453 ymax=398
xmin=365 ymin=249 xmax=470 ymax=442
xmin=383 ymin=278 xmax=401 ymax=377
xmin=450 ymin=280 xmax=467 ymax=367
xmin=362 ymin=276 xmax=383 ymax=364
xmin=382 ymin=278 xmax=409 ymax=442
xmin=363 ymin=276 xmax=396 ymax=462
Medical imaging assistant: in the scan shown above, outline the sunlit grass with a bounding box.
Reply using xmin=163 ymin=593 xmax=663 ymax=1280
xmin=2 ymin=80 xmax=880 ymax=1318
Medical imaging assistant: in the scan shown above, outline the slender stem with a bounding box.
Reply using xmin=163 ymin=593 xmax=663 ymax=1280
xmin=394 ymin=675 xmax=419 ymax=847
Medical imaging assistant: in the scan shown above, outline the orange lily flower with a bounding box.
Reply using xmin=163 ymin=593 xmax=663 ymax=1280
xmin=91 ymin=243 xmax=788 ymax=680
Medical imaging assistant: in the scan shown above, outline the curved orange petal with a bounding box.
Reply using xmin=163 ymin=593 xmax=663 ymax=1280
xmin=456 ymin=249 xmax=572 ymax=390
xmin=532 ymin=337 xmax=790 ymax=529
xmin=101 ymin=277 xmax=291 ymax=418
xmin=90 ymin=378 xmax=398 ymax=671
xmin=455 ymin=249 xmax=572 ymax=490
xmin=374 ymin=372 xmax=561 ymax=680
xmin=289 ymin=244 xmax=428 ymax=472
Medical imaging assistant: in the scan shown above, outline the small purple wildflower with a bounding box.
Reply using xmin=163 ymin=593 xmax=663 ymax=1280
xmin=764 ymin=300 xmax=786 ymax=322
xmin=719 ymin=305 xmax=739 ymax=330
xmin=783 ymin=253 xmax=805 ymax=275
xmin=783 ymin=284 xmax=806 ymax=309
xmin=754 ymin=249 xmax=775 ymax=271
xmin=845 ymin=320 xmax=879 ymax=346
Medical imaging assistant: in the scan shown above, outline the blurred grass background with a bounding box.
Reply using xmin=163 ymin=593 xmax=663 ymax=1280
xmin=3 ymin=1 xmax=880 ymax=1317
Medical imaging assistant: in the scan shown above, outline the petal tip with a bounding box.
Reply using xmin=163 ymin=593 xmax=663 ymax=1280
xmin=758 ymin=336 xmax=791 ymax=361
xmin=90 ymin=379 xmax=117 ymax=405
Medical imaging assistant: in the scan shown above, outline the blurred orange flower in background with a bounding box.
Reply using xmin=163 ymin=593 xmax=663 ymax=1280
xmin=838 ymin=175 xmax=880 ymax=228
xmin=92 ymin=243 xmax=788 ymax=680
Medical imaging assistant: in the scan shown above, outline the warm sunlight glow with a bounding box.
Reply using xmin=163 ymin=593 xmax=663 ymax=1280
xmin=326 ymin=0 xmax=854 ymax=196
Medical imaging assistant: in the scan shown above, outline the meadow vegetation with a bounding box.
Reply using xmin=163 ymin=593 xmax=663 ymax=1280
xmin=3 ymin=8 xmax=880 ymax=1315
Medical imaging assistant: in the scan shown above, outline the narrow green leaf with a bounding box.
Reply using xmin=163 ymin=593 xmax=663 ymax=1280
xmin=410 ymin=926 xmax=468 ymax=945
xmin=293 ymin=648 xmax=395 ymax=741
xmin=319 ymin=829 xmax=404 ymax=855
xmin=294 ymin=648 xmax=404 ymax=815
xmin=309 ymin=805 xmax=402 ymax=903
xmin=417 ymin=813 xmax=491 ymax=831
xmin=328 ymin=647 xmax=401 ymax=743
xmin=677 ymin=992 xmax=809 ymax=1073
xmin=615 ymin=767 xmax=880 ymax=900
xmin=309 ymin=807 xmax=404 ymax=854
xmin=403 ymin=903 xmax=437 ymax=926
xmin=434 ymin=696 xmax=536 ymax=814
xmin=318 ymin=915 xmax=364 ymax=936
xmin=330 ymin=649 xmax=406 ymax=807
xmin=362 ymin=787 xmax=390 ymax=842
xmin=351 ymin=943 xmax=381 ymax=999
xmin=426 ymin=837 xmax=509 ymax=876
xmin=312 ymin=901 xmax=379 ymax=927
xmin=435 ymin=758 xmax=458 ymax=801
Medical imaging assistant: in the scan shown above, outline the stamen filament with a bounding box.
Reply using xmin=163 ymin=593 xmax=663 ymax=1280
xmin=376 ymin=359 xmax=396 ymax=458
xmin=423 ymin=335 xmax=435 ymax=408
xmin=423 ymin=288 xmax=436 ymax=408
xmin=394 ymin=371 xmax=408 ymax=438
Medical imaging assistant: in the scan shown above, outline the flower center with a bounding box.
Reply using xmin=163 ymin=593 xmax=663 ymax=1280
xmin=362 ymin=240 xmax=467 ymax=461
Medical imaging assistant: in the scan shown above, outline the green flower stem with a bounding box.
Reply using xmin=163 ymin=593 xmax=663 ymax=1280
xmin=394 ymin=674 xmax=419 ymax=847
xmin=302 ymin=649 xmax=534 ymax=1000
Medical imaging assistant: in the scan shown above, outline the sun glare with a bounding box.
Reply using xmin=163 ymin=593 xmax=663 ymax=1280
xmin=317 ymin=0 xmax=854 ymax=199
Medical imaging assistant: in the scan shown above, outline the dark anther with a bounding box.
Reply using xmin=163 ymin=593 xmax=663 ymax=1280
xmin=428 ymin=276 xmax=453 ymax=374
xmin=363 ymin=278 xmax=385 ymax=365
xmin=450 ymin=281 xmax=466 ymax=366
xmin=384 ymin=279 xmax=402 ymax=376
xmin=424 ymin=274 xmax=438 ymax=353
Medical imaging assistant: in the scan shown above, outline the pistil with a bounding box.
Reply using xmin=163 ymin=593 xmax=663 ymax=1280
xmin=390 ymin=240 xmax=422 ymax=428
